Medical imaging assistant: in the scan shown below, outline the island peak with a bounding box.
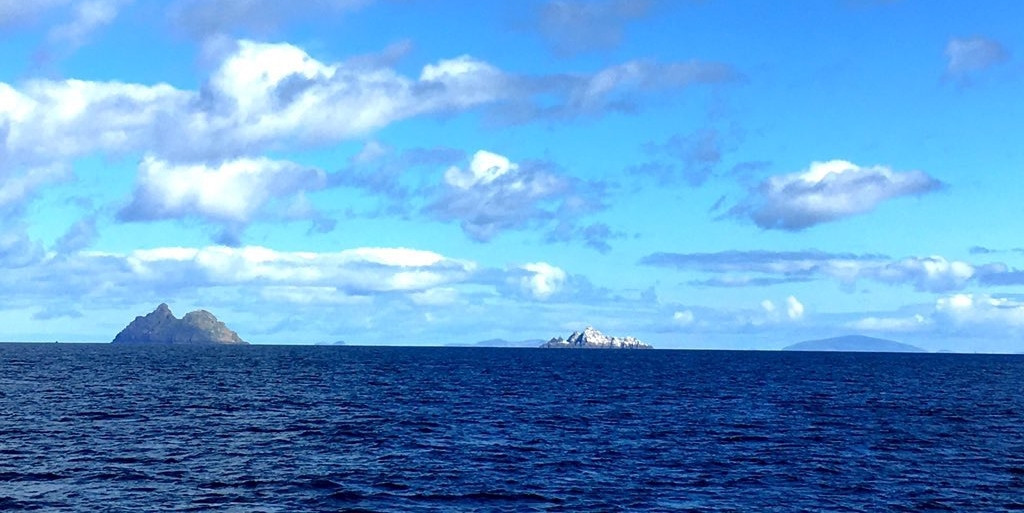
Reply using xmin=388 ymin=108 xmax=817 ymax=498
xmin=112 ymin=304 xmax=247 ymax=345
xmin=541 ymin=326 xmax=652 ymax=349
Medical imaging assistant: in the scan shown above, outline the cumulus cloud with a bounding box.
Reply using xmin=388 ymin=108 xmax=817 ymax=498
xmin=517 ymin=262 xmax=568 ymax=300
xmin=182 ymin=42 xmax=508 ymax=158
xmin=748 ymin=296 xmax=804 ymax=326
xmin=728 ymin=160 xmax=943 ymax=230
xmin=443 ymin=150 xmax=519 ymax=189
xmin=945 ymin=37 xmax=1009 ymax=78
xmin=786 ymin=295 xmax=804 ymax=320
xmin=0 ymin=38 xmax=733 ymax=246
xmin=641 ymin=249 xmax=990 ymax=293
xmin=339 ymin=146 xmax=616 ymax=249
xmin=0 ymin=41 xmax=504 ymax=165
xmin=535 ymin=0 xmax=653 ymax=56
xmin=117 ymin=156 xmax=326 ymax=238
xmin=1 ymin=39 xmax=730 ymax=166
xmin=842 ymin=294 xmax=1024 ymax=339
xmin=0 ymin=78 xmax=191 ymax=162
xmin=935 ymin=293 xmax=1024 ymax=329
xmin=425 ymin=150 xmax=593 ymax=242
xmin=673 ymin=309 xmax=695 ymax=326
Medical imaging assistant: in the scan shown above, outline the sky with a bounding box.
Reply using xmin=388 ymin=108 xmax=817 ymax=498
xmin=1 ymin=0 xmax=1022 ymax=351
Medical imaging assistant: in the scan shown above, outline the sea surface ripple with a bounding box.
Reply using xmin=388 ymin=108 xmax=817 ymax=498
xmin=2 ymin=344 xmax=1024 ymax=511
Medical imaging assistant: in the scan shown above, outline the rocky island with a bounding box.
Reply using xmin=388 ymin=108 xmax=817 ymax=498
xmin=541 ymin=326 xmax=652 ymax=349
xmin=112 ymin=303 xmax=247 ymax=345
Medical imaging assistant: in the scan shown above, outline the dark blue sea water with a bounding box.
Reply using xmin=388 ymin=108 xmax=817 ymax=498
xmin=2 ymin=345 xmax=1024 ymax=512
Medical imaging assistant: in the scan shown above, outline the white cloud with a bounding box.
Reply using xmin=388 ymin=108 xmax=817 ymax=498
xmin=427 ymin=150 xmax=576 ymax=241
xmin=444 ymin=150 xmax=519 ymax=189
xmin=89 ymin=245 xmax=478 ymax=295
xmin=0 ymin=41 xmax=504 ymax=165
xmin=863 ymin=256 xmax=975 ymax=292
xmin=786 ymin=295 xmax=804 ymax=320
xmin=730 ymin=160 xmax=942 ymax=230
xmin=844 ymin=294 xmax=1024 ymax=337
xmin=0 ymin=78 xmax=188 ymax=162
xmin=946 ymin=37 xmax=1009 ymax=77
xmin=518 ymin=262 xmax=567 ymax=300
xmin=935 ymin=293 xmax=1024 ymax=328
xmin=0 ymin=38 xmax=734 ymax=248
xmin=1 ymin=38 xmax=732 ymax=169
xmin=752 ymin=296 xmax=803 ymax=325
xmin=847 ymin=314 xmax=930 ymax=332
xmin=672 ymin=309 xmax=695 ymax=326
xmin=117 ymin=155 xmax=325 ymax=225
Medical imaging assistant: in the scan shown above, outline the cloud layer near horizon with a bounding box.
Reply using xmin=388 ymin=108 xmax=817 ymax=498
xmin=640 ymin=249 xmax=1015 ymax=293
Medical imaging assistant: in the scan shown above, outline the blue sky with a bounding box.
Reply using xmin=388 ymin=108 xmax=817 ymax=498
xmin=1 ymin=0 xmax=1022 ymax=351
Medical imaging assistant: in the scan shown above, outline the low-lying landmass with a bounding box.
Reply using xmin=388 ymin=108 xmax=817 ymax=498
xmin=542 ymin=327 xmax=652 ymax=349
xmin=447 ymin=338 xmax=546 ymax=348
xmin=783 ymin=335 xmax=924 ymax=353
xmin=112 ymin=303 xmax=247 ymax=345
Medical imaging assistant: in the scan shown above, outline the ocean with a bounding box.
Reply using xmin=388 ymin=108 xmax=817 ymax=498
xmin=2 ymin=344 xmax=1023 ymax=512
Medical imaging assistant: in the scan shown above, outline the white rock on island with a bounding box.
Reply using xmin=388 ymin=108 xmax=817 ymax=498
xmin=541 ymin=326 xmax=652 ymax=349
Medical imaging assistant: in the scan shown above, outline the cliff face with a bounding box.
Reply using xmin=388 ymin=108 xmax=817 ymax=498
xmin=541 ymin=326 xmax=652 ymax=349
xmin=111 ymin=303 xmax=247 ymax=345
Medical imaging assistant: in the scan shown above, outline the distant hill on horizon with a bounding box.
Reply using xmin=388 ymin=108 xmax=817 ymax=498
xmin=448 ymin=338 xmax=546 ymax=348
xmin=315 ymin=340 xmax=347 ymax=346
xmin=783 ymin=335 xmax=924 ymax=353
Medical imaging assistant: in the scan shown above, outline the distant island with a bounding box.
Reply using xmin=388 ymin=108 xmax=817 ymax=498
xmin=112 ymin=303 xmax=247 ymax=345
xmin=542 ymin=327 xmax=652 ymax=349
xmin=315 ymin=340 xmax=347 ymax=346
xmin=447 ymin=338 xmax=546 ymax=348
xmin=783 ymin=335 xmax=923 ymax=353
